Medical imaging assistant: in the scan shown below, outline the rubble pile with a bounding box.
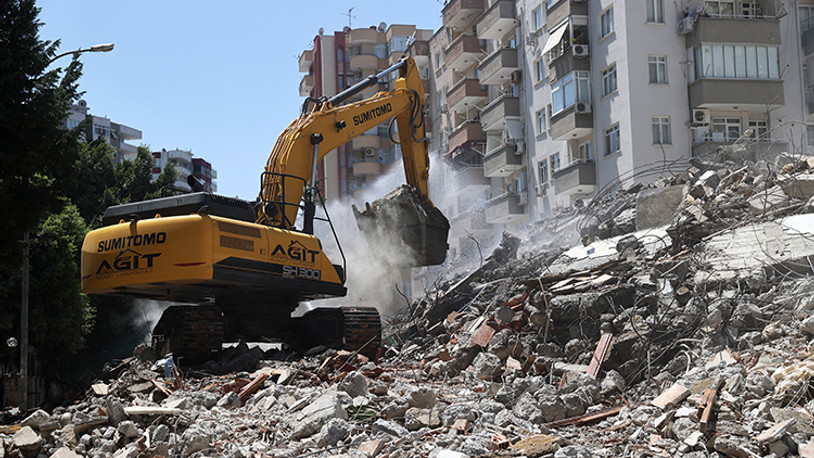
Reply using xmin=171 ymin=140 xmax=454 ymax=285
xmin=3 ymin=154 xmax=814 ymax=457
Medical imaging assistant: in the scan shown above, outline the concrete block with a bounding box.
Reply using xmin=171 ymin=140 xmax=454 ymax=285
xmin=636 ymin=185 xmax=683 ymax=230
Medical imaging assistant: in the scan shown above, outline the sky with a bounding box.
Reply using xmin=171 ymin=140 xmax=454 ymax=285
xmin=37 ymin=1 xmax=443 ymax=201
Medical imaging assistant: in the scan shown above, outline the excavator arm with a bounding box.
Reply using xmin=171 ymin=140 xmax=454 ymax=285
xmin=256 ymin=56 xmax=448 ymax=266
xmin=258 ymin=56 xmax=429 ymax=228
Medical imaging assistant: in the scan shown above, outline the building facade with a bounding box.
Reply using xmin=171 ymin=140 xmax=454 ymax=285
xmin=151 ymin=149 xmax=218 ymax=193
xmin=298 ymin=23 xmax=434 ymax=203
xmin=66 ymin=100 xmax=143 ymax=163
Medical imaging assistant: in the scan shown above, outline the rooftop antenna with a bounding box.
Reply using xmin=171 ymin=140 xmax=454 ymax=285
xmin=343 ymin=7 xmax=356 ymax=28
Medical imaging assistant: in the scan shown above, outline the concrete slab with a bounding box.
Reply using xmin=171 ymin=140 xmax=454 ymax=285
xmin=636 ymin=186 xmax=683 ymax=230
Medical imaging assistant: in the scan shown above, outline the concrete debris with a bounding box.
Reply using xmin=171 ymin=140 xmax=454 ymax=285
xmin=6 ymin=157 xmax=814 ymax=457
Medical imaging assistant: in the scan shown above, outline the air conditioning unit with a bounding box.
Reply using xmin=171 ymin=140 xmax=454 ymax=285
xmin=511 ymin=71 xmax=522 ymax=83
xmin=575 ymin=102 xmax=592 ymax=114
xmin=678 ymin=17 xmax=694 ymax=35
xmin=518 ymin=193 xmax=528 ymax=206
xmin=526 ymin=31 xmax=538 ymax=47
xmin=572 ymin=44 xmax=589 ymax=57
xmin=440 ymin=102 xmax=448 ymax=113
xmin=514 ymin=141 xmax=525 ymax=155
xmin=364 ymin=148 xmax=375 ymax=157
xmin=692 ymin=108 xmax=710 ymax=125
xmin=536 ymin=183 xmax=549 ymax=197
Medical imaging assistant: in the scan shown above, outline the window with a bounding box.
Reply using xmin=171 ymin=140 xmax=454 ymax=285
xmin=536 ymin=109 xmax=546 ymax=134
xmin=802 ymin=5 xmax=814 ymax=32
xmin=602 ymin=64 xmax=617 ymax=97
xmin=375 ymin=43 xmax=387 ymax=59
xmin=704 ymin=1 xmax=734 ymax=17
xmin=604 ymin=124 xmax=621 ymax=156
xmin=532 ymin=6 xmax=544 ymax=31
xmin=538 ymin=160 xmax=549 ymax=184
xmin=709 ymin=117 xmax=741 ymax=141
xmin=649 ymin=56 xmax=667 ymax=84
xmin=600 ymin=6 xmax=615 ymax=38
xmin=550 ymin=153 xmax=561 ymax=171
xmin=434 ymin=52 xmax=441 ymax=69
xmin=694 ymin=44 xmax=779 ymax=80
xmin=577 ymin=142 xmax=592 ymax=161
xmin=748 ymin=120 xmax=768 ymax=140
xmin=646 ymin=0 xmax=664 ymax=23
xmin=388 ymin=36 xmax=410 ymax=54
xmin=535 ymin=57 xmax=546 ymax=83
xmin=652 ymin=116 xmax=671 ymax=145
xmin=551 ymin=71 xmax=590 ymax=114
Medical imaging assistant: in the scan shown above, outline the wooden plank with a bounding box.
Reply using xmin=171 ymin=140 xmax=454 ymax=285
xmin=587 ymin=333 xmax=613 ymax=378
xmin=238 ymin=373 xmax=269 ymax=403
xmin=544 ymin=406 xmax=623 ymax=428
xmin=699 ymin=387 xmax=717 ymax=433
xmin=652 ymin=383 xmax=691 ymax=409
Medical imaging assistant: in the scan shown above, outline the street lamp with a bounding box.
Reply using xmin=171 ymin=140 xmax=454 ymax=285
xmin=49 ymin=43 xmax=115 ymax=63
xmin=19 ymin=41 xmax=114 ymax=410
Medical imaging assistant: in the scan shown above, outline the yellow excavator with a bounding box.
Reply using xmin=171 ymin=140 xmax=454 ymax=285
xmin=80 ymin=56 xmax=449 ymax=363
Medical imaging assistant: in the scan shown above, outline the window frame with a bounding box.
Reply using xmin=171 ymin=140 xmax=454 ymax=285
xmin=646 ymin=0 xmax=665 ymax=23
xmin=648 ymin=55 xmax=668 ymax=84
xmin=600 ymin=6 xmax=615 ymax=38
xmin=602 ymin=64 xmax=617 ymax=97
xmin=604 ymin=123 xmax=621 ymax=156
xmin=532 ymin=5 xmax=544 ymax=31
xmin=536 ymin=108 xmax=547 ymax=135
xmin=651 ymin=116 xmax=672 ymax=145
xmin=534 ymin=57 xmax=546 ymax=83
xmin=538 ymin=159 xmax=549 ymax=185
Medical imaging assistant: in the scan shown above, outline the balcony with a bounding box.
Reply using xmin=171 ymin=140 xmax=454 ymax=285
xmin=349 ymin=54 xmax=382 ymax=72
xmin=550 ymin=105 xmax=593 ymax=141
xmin=450 ymin=208 xmax=491 ymax=239
xmin=448 ymin=121 xmax=486 ymax=154
xmin=546 ymin=0 xmax=588 ymax=31
xmin=481 ymin=95 xmax=520 ymax=132
xmin=686 ymin=16 xmax=780 ymax=46
xmin=352 ymin=135 xmax=383 ymax=151
xmin=548 ymin=47 xmax=591 ymax=82
xmin=299 ymin=74 xmax=314 ymax=96
xmin=483 ymin=143 xmax=524 ymax=178
xmin=353 ymin=161 xmax=383 ymax=176
xmin=484 ymin=192 xmax=526 ymax=224
xmin=442 ymin=0 xmax=485 ymax=31
xmin=445 ymin=35 xmax=486 ymax=72
xmin=552 ymin=160 xmax=596 ymax=195
xmin=448 ymin=79 xmax=488 ymax=113
xmin=299 ymin=50 xmax=313 ymax=72
xmin=476 ymin=0 xmax=518 ymax=41
xmin=477 ymin=47 xmax=519 ymax=86
xmin=347 ymin=28 xmax=380 ymax=44
xmin=406 ymin=40 xmax=430 ymax=67
xmin=689 ymin=79 xmax=784 ymax=111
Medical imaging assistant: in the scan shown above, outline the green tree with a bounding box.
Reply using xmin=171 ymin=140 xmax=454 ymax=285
xmin=0 ymin=0 xmax=84 ymax=260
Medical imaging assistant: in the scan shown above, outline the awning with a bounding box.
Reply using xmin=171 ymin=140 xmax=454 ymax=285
xmin=542 ymin=23 xmax=568 ymax=54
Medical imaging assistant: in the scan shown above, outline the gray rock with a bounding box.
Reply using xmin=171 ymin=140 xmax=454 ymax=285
xmin=21 ymin=410 xmax=50 ymax=430
xmin=713 ymin=434 xmax=758 ymax=457
xmin=13 ymin=426 xmax=43 ymax=457
xmin=181 ymin=423 xmax=211 ymax=457
xmin=471 ymin=352 xmax=502 ymax=379
xmin=404 ymin=408 xmax=441 ymax=431
xmin=298 ymin=393 xmax=348 ymax=425
xmin=315 ymin=418 xmax=350 ymax=447
xmin=133 ymin=343 xmax=157 ymax=362
xmin=601 ymin=370 xmax=626 ymax=393
xmin=459 ymin=434 xmax=492 ymax=455
xmin=105 ymin=397 xmax=126 ymax=427
xmin=51 ymin=447 xmax=82 ymax=458
xmin=802 ymin=315 xmax=814 ymax=335
xmin=381 ymin=398 xmax=410 ymax=420
xmin=555 ymin=445 xmax=593 ymax=458
xmin=151 ymin=424 xmax=170 ymax=443
xmin=371 ymin=419 xmax=408 ymax=438
xmin=441 ymin=403 xmax=477 ymax=425
xmin=407 ymin=386 xmax=437 ymax=409
xmin=217 ymin=391 xmax=241 ymax=409
xmin=339 ymin=371 xmax=369 ymax=398
xmin=111 ymin=444 xmax=139 ymax=458
xmin=539 ymin=395 xmax=567 ymax=422
xmin=163 ymin=397 xmax=191 ymax=410
xmin=117 ymin=421 xmax=139 ymax=438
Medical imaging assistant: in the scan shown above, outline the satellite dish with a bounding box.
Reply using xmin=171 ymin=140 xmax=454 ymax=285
xmin=78 ymin=100 xmax=87 ymax=107
xmin=319 ymin=27 xmax=325 ymax=36
xmin=343 ymin=26 xmax=351 ymax=33
xmin=378 ymin=22 xmax=386 ymax=32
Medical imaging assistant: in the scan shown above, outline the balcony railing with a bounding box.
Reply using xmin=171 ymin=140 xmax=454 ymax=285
xmin=352 ymin=161 xmax=383 ymax=176
xmin=484 ymin=191 xmax=526 ymax=224
xmin=298 ymin=50 xmax=313 ymax=73
xmin=483 ymin=143 xmax=524 ymax=178
xmin=299 ymin=74 xmax=314 ymax=97
xmin=552 ymin=160 xmax=596 ymax=195
xmin=445 ymin=35 xmax=486 ymax=72
xmin=481 ymin=95 xmax=520 ymax=132
xmin=448 ymin=78 xmax=488 ymax=113
xmin=477 ymin=47 xmax=519 ymax=86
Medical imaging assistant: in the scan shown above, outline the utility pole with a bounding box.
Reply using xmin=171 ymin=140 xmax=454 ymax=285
xmin=19 ymin=231 xmax=29 ymax=410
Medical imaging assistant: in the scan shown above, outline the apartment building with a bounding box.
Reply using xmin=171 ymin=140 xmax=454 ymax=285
xmin=151 ymin=149 xmax=218 ymax=193
xmin=297 ymin=23 xmax=434 ymax=203
xmin=422 ymin=0 xmax=810 ymax=243
xmin=66 ymin=100 xmax=143 ymax=163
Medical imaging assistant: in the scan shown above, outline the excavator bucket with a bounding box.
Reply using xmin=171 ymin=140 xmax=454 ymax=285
xmin=353 ymin=185 xmax=450 ymax=267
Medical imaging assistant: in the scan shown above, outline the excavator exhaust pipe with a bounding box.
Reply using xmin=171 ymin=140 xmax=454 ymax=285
xmin=353 ymin=185 xmax=450 ymax=267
